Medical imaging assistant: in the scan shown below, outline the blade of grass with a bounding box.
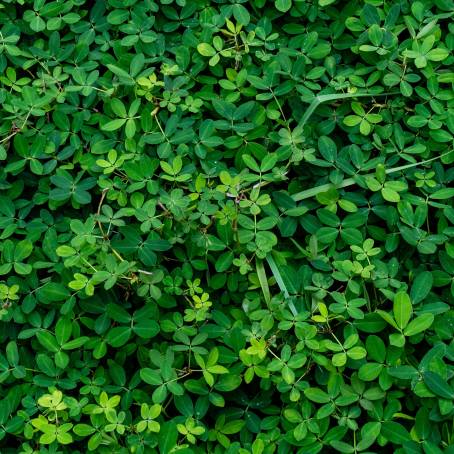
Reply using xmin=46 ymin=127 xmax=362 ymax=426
xmin=292 ymin=150 xmax=453 ymax=202
xmin=290 ymin=238 xmax=310 ymax=257
xmin=265 ymin=255 xmax=298 ymax=317
xmin=297 ymin=91 xmax=398 ymax=130
xmin=256 ymin=259 xmax=270 ymax=307
xmin=292 ymin=179 xmax=354 ymax=202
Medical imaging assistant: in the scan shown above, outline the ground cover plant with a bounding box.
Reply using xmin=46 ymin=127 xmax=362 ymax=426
xmin=0 ymin=0 xmax=453 ymax=452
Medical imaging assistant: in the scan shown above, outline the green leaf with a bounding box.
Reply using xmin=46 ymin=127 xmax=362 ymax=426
xmin=61 ymin=337 xmax=89 ymax=350
xmin=37 ymin=283 xmax=70 ymax=303
xmin=261 ymin=154 xmax=278 ymax=172
xmin=222 ymin=420 xmax=245 ymax=434
xmin=344 ymin=115 xmax=362 ymax=127
xmin=133 ymin=320 xmax=159 ymax=339
xmin=106 ymin=327 xmax=131 ymax=347
xmin=106 ymin=64 xmax=135 ymax=84
xmin=30 ymin=16 xmax=46 ymax=32
xmin=56 ymin=245 xmax=76 ymax=257
xmin=403 ymin=313 xmax=434 ymax=336
xmin=423 ymin=372 xmax=454 ymax=399
xmin=14 ymin=239 xmax=33 ymax=261
xmin=330 ymin=441 xmax=354 ymax=453
xmin=304 ymin=387 xmax=330 ymax=403
xmin=346 ymin=346 xmax=366 ymax=360
xmin=110 ymin=99 xmax=127 ymax=118
xmin=216 ymin=251 xmax=234 ymax=273
xmin=381 ymin=421 xmax=411 ymax=443
xmin=140 ymin=368 xmax=162 ymax=386
xmin=382 ymin=187 xmax=400 ymax=202
xmin=358 ymin=363 xmax=383 ymax=381
xmin=6 ymin=341 xmax=19 ymax=366
xmin=242 ymin=154 xmax=260 ymax=172
xmin=40 ymin=432 xmax=57 ymax=444
xmin=366 ymin=335 xmax=386 ymax=362
xmin=55 ymin=318 xmax=72 ymax=345
xmin=159 ymin=422 xmax=178 ymax=454
xmin=363 ymin=4 xmax=380 ymax=25
xmin=393 ymin=292 xmax=412 ymax=329
xmin=197 ymin=43 xmax=216 ymax=57
xmin=355 ymin=313 xmax=387 ymax=333
xmin=430 ymin=188 xmax=454 ymax=199
xmin=107 ymin=303 xmax=131 ymax=323
xmin=388 ymin=366 xmax=418 ymax=379
xmin=275 ymin=0 xmax=292 ymax=12
xmin=318 ymin=136 xmax=337 ymax=162
xmin=368 ymin=24 xmax=383 ymax=46
xmin=376 ymin=310 xmax=399 ymax=330
xmin=232 ymin=4 xmax=250 ymax=26
xmin=410 ymin=271 xmax=433 ymax=304
xmin=73 ymin=424 xmax=96 ymax=436
xmin=36 ymin=332 xmax=60 ymax=353
xmin=427 ymin=48 xmax=449 ymax=61
xmin=101 ymin=118 xmax=126 ymax=131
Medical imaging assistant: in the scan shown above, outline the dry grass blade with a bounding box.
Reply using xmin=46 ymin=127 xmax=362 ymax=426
xmin=266 ymin=255 xmax=298 ymax=317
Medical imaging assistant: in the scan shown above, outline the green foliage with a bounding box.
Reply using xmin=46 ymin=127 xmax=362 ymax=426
xmin=0 ymin=0 xmax=453 ymax=453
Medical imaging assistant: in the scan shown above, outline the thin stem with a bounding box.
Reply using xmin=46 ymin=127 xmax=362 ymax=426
xmin=96 ymin=188 xmax=109 ymax=238
xmin=271 ymin=90 xmax=289 ymax=127
xmin=0 ymin=108 xmax=32 ymax=144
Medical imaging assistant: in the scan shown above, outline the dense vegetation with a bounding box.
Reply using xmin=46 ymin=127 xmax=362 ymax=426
xmin=0 ymin=0 xmax=453 ymax=453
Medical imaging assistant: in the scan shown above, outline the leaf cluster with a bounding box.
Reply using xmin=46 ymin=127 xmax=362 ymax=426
xmin=0 ymin=0 xmax=453 ymax=453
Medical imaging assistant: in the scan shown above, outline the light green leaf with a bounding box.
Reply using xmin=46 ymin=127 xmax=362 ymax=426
xmin=197 ymin=43 xmax=216 ymax=57
xmin=393 ymin=292 xmax=412 ymax=329
xmin=403 ymin=313 xmax=434 ymax=336
xmin=275 ymin=0 xmax=292 ymax=12
xmin=101 ymin=118 xmax=126 ymax=131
